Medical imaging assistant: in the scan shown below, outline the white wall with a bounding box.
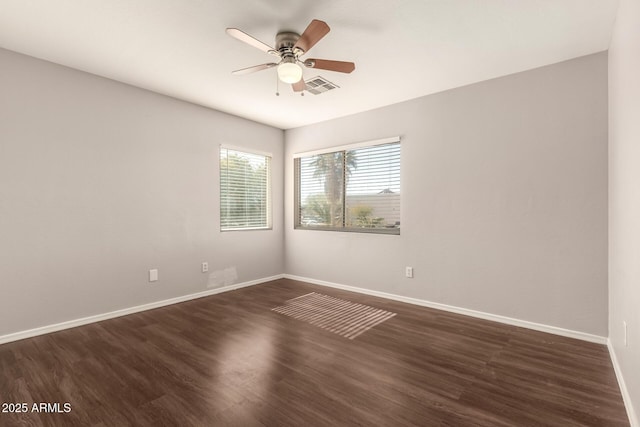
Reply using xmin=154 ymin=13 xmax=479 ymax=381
xmin=285 ymin=52 xmax=608 ymax=337
xmin=0 ymin=48 xmax=284 ymax=337
xmin=609 ymin=0 xmax=640 ymax=423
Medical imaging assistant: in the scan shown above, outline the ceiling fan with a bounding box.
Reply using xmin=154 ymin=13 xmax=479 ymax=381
xmin=226 ymin=19 xmax=356 ymax=93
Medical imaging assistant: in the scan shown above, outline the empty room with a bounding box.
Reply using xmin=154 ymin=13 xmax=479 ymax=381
xmin=0 ymin=1 xmax=638 ymax=426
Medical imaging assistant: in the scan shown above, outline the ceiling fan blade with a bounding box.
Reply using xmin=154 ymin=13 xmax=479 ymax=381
xmin=293 ymin=19 xmax=330 ymax=53
xmin=292 ymin=79 xmax=306 ymax=92
xmin=304 ymin=59 xmax=355 ymax=73
xmin=226 ymin=28 xmax=276 ymax=54
xmin=231 ymin=63 xmax=278 ymax=75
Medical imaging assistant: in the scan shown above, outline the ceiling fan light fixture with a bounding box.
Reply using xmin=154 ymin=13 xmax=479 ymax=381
xmin=277 ymin=62 xmax=303 ymax=84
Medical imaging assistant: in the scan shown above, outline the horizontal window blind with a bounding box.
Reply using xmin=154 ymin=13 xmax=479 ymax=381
xmin=345 ymin=143 xmax=400 ymax=230
xmin=220 ymin=147 xmax=271 ymax=231
xmin=295 ymin=139 xmax=400 ymax=234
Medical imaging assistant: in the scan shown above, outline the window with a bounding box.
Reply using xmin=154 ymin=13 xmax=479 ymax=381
xmin=220 ymin=146 xmax=271 ymax=231
xmin=294 ymin=137 xmax=400 ymax=235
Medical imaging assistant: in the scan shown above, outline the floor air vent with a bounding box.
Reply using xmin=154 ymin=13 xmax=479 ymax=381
xmin=272 ymin=292 xmax=396 ymax=339
xmin=305 ymin=76 xmax=339 ymax=95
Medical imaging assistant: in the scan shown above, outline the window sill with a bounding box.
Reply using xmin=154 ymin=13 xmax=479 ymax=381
xmin=221 ymin=227 xmax=272 ymax=232
xmin=294 ymin=226 xmax=400 ymax=235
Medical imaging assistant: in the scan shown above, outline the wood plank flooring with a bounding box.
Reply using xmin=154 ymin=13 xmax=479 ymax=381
xmin=0 ymin=278 xmax=629 ymax=426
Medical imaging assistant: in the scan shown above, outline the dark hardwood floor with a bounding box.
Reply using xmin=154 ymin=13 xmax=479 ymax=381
xmin=0 ymin=278 xmax=629 ymax=426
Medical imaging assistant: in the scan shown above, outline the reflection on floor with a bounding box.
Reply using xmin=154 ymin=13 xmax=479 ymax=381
xmin=272 ymin=292 xmax=396 ymax=339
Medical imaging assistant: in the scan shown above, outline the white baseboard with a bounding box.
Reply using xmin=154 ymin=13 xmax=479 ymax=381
xmin=283 ymin=274 xmax=607 ymax=345
xmin=608 ymin=340 xmax=639 ymax=427
xmin=0 ymin=274 xmax=284 ymax=345
xmin=2 ymin=273 xmax=607 ymax=347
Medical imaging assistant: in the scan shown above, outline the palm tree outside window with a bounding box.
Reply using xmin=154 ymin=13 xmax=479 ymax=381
xmin=294 ymin=138 xmax=400 ymax=235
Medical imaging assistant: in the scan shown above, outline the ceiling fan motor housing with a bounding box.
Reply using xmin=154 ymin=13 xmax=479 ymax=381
xmin=276 ymin=32 xmax=303 ymax=60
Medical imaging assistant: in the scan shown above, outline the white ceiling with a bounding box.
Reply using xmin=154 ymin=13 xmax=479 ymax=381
xmin=0 ymin=0 xmax=619 ymax=130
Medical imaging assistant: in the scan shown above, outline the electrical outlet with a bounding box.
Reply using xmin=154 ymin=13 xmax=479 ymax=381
xmin=405 ymin=266 xmax=414 ymax=278
xmin=149 ymin=269 xmax=158 ymax=282
xmin=202 ymin=262 xmax=209 ymax=273
xmin=623 ymin=321 xmax=628 ymax=347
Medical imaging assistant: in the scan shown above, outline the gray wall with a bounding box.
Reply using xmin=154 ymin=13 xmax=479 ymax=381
xmin=285 ymin=52 xmax=608 ymax=336
xmin=0 ymin=48 xmax=284 ymax=337
xmin=609 ymin=0 xmax=640 ymax=423
xmin=0 ymin=46 xmax=612 ymax=344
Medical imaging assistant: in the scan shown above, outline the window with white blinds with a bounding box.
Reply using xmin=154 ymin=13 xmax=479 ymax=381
xmin=220 ymin=147 xmax=271 ymax=231
xmin=294 ymin=138 xmax=400 ymax=235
